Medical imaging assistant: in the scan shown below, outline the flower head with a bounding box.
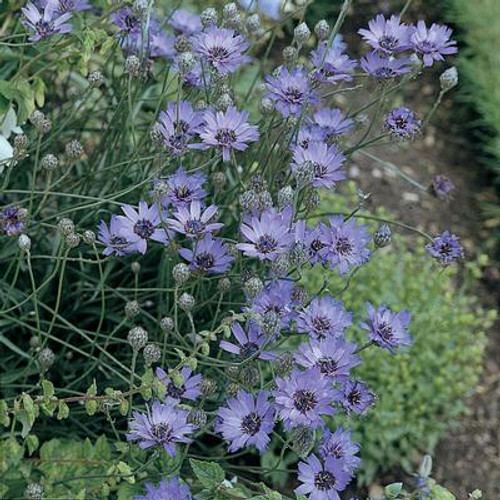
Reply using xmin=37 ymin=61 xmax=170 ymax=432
xmin=236 ymin=206 xmax=294 ymax=261
xmin=358 ymin=15 xmax=413 ymax=54
xmin=193 ymin=27 xmax=250 ymax=74
xmin=384 ymin=107 xmax=421 ymax=140
xmin=426 ymin=230 xmax=463 ymax=265
xmin=127 ymin=399 xmax=194 ymax=455
xmin=169 ymin=9 xmax=202 ymax=35
xmin=156 ymin=167 xmax=207 ymax=208
xmin=310 ymin=43 xmax=357 ymax=85
xmin=200 ymin=107 xmax=259 ymax=162
xmin=319 ymin=427 xmax=361 ymax=474
xmin=112 ymin=7 xmax=142 ymax=34
xmin=215 ymin=390 xmax=275 ymax=453
xmin=1 ymin=206 xmax=25 ymax=236
xmin=265 ymin=66 xmax=319 ymax=118
xmin=156 ymin=366 xmax=202 ymax=401
xmin=295 ymin=454 xmax=351 ymax=500
xmin=167 ymin=200 xmax=223 ymax=239
xmin=135 ymin=476 xmax=192 ymax=500
xmin=292 ymin=126 xmax=324 ymax=151
xmin=360 ymin=52 xmax=412 ymax=79
xmin=180 ymin=234 xmax=234 ymax=274
xmin=116 ymin=202 xmax=171 ymax=254
xmin=432 ymin=174 xmax=455 ymax=200
xmin=295 ymin=338 xmax=360 ymax=380
xmin=40 ymin=0 xmax=91 ymax=13
xmin=98 ymin=215 xmax=133 ymax=257
xmin=360 ymin=303 xmax=412 ymax=353
xmin=296 ymin=296 xmax=353 ymax=340
xmin=220 ymin=321 xmax=276 ymax=360
xmin=291 ymin=142 xmax=346 ymax=189
xmin=335 ymin=379 xmax=375 ymax=415
xmin=411 ymin=21 xmax=457 ymax=67
xmin=273 ymin=368 xmax=335 ymax=430
xmin=21 ymin=1 xmax=73 ymax=41
xmin=309 ymin=108 xmax=354 ymax=140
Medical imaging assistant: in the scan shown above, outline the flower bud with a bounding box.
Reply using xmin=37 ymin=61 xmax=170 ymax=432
xmin=173 ymin=263 xmax=191 ymax=285
xmin=143 ymin=343 xmax=161 ymax=366
xmin=292 ymin=285 xmax=308 ymax=305
xmin=239 ymin=364 xmax=260 ymax=387
xmin=65 ymin=140 xmax=84 ymax=160
xmin=227 ymin=382 xmax=240 ymax=396
xmin=30 ymin=111 xmax=51 ymax=134
xmin=24 ymin=483 xmax=44 ymax=500
xmin=283 ymin=45 xmax=298 ymax=65
xmin=259 ymin=310 xmax=280 ymax=336
xmin=278 ymin=186 xmax=294 ymax=209
xmin=38 ymin=347 xmax=55 ymax=371
xmin=212 ymin=171 xmax=227 ymax=190
xmin=239 ymin=189 xmax=259 ymax=212
xmin=314 ymin=20 xmax=330 ymax=40
xmin=179 ymin=292 xmax=195 ymax=311
xmin=218 ymin=277 xmax=231 ymax=293
xmin=200 ymin=377 xmax=217 ymax=397
xmin=125 ymin=55 xmax=141 ymax=77
xmin=29 ymin=336 xmax=41 ymax=349
xmin=246 ymin=14 xmax=261 ymax=33
xmin=127 ymin=326 xmax=148 ymax=351
xmin=271 ymin=253 xmax=290 ymax=277
xmin=58 ymin=218 xmax=74 ymax=236
xmin=88 ymin=70 xmax=104 ymax=87
xmin=177 ymin=51 xmax=196 ymax=74
xmin=131 ymin=261 xmax=141 ymax=275
xmin=293 ymin=22 xmax=311 ymax=45
xmin=14 ymin=133 xmax=29 ymax=150
xmin=222 ymin=3 xmax=238 ymax=19
xmin=201 ymin=8 xmax=218 ymax=28
xmin=225 ymin=13 xmax=243 ymax=31
xmin=18 ymin=234 xmax=31 ymax=252
xmin=259 ymin=97 xmax=274 ymax=115
xmin=160 ymin=316 xmax=174 ymax=333
xmin=294 ymin=160 xmax=315 ymax=186
xmin=275 ymin=352 xmax=294 ymax=376
xmin=216 ymin=92 xmax=234 ymax=111
xmin=243 ymin=276 xmax=263 ymax=299
xmin=174 ymin=34 xmax=191 ymax=53
xmin=373 ymin=224 xmax=392 ymax=248
xmin=187 ymin=408 xmax=207 ymax=428
xmin=290 ymin=425 xmax=315 ymax=457
xmin=440 ymin=66 xmax=458 ymax=92
xmin=65 ymin=232 xmax=81 ymax=249
xmin=125 ymin=300 xmax=140 ymax=319
xmin=40 ymin=153 xmax=59 ymax=171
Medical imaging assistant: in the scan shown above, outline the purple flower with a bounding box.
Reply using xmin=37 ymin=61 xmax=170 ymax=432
xmin=321 ymin=216 xmax=371 ymax=275
xmin=291 ymin=142 xmax=346 ymax=189
xmin=335 ymin=379 xmax=375 ymax=415
xmin=193 ymin=27 xmax=250 ymax=74
xmin=200 ymin=107 xmax=259 ymax=162
xmin=360 ymin=52 xmax=412 ymax=79
xmin=384 ymin=107 xmax=421 ymax=139
xmin=304 ymin=222 xmax=329 ymax=265
xmin=180 ymin=234 xmax=234 ymax=274
xmin=296 ymin=297 xmax=353 ymax=340
xmin=156 ymin=366 xmax=201 ymax=401
xmin=220 ymin=321 xmax=276 ymax=360
xmin=0 ymin=206 xmax=25 ymax=236
xmin=273 ymin=368 xmax=335 ymax=430
xmin=167 ymin=200 xmax=223 ymax=239
xmin=361 ymin=303 xmax=412 ymax=353
xmin=295 ymin=454 xmax=351 ymax=500
xmin=319 ymin=427 xmax=361 ymax=474
xmin=126 ymin=399 xmax=194 ymax=456
xmin=97 ymin=215 xmax=134 ymax=257
xmin=116 ymin=202 xmax=171 ymax=254
xmin=265 ymin=66 xmax=319 ymax=118
xmin=168 ymin=9 xmax=202 ymax=35
xmin=358 ymin=15 xmax=413 ymax=54
xmin=426 ymin=231 xmax=463 ymax=265
xmin=295 ymin=338 xmax=360 ymax=380
xmin=123 ymin=21 xmax=176 ymax=59
xmin=236 ymin=206 xmax=294 ymax=261
xmin=112 ymin=7 xmax=142 ymax=34
xmin=432 ymin=174 xmax=455 ymax=200
xmin=310 ymin=43 xmax=357 ymax=85
xmin=135 ymin=476 xmax=192 ymax=500
xmin=156 ymin=167 xmax=206 ymax=209
xmin=248 ymin=279 xmax=297 ymax=329
xmin=215 ymin=390 xmax=275 ymax=453
xmin=411 ymin=21 xmax=458 ymax=67
xmin=292 ymin=126 xmax=324 ymax=151
xmin=309 ymin=108 xmax=354 ymax=140
xmin=155 ymin=101 xmax=205 ymax=156
xmin=39 ymin=0 xmax=91 ymax=13
xmin=21 ymin=1 xmax=72 ymax=41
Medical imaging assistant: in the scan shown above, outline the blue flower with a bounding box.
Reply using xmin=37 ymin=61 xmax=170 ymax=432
xmin=135 ymin=476 xmax=192 ymax=500
xmin=426 ymin=231 xmax=463 ymax=265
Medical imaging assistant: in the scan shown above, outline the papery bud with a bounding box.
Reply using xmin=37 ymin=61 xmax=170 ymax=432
xmin=258 ymin=191 xmax=273 ymax=211
xmin=225 ymin=13 xmax=243 ymax=30
xmin=290 ymin=426 xmax=315 ymax=457
xmin=29 ymin=336 xmax=41 ymax=349
xmin=179 ymin=292 xmax=195 ymax=311
xmin=275 ymin=352 xmax=294 ymax=376
xmin=440 ymin=66 xmax=458 ymax=92
xmin=201 ymin=8 xmax=218 ymax=28
xmin=65 ymin=140 xmax=84 ymax=160
xmin=18 ymin=234 xmax=31 ymax=252
xmin=305 ymin=190 xmax=320 ymax=211
xmin=212 ymin=171 xmax=227 ymax=190
xmin=125 ymin=300 xmax=140 ymax=319
xmin=294 ymin=160 xmax=315 ymax=186
xmin=160 ymin=316 xmax=174 ymax=333
xmin=88 ymin=70 xmax=104 ymax=87
xmin=82 ymin=229 xmax=96 ymax=245
xmin=278 ymin=186 xmax=294 ymax=209
xmin=292 ymin=285 xmax=308 ymax=305
xmin=200 ymin=377 xmax=217 ymax=397
xmin=223 ymin=2 xmax=238 ymax=19
xmin=125 ymin=55 xmax=141 ymax=77
xmin=30 ymin=111 xmax=51 ymax=134
xmin=13 ymin=134 xmax=29 ymax=159
xmin=373 ymin=224 xmax=392 ymax=248
xmin=131 ymin=261 xmax=141 ymax=275
xmin=218 ymin=277 xmax=231 ymax=293
xmin=293 ymin=22 xmax=311 ymax=44
xmin=216 ymin=92 xmax=234 ymax=110
xmin=40 ymin=153 xmax=59 ymax=171
xmin=24 ymin=483 xmax=44 ymax=500
xmin=143 ymin=343 xmax=161 ymax=366
xmin=150 ymin=123 xmax=163 ymax=145
xmin=239 ymin=189 xmax=259 ymax=212
xmin=58 ymin=218 xmax=74 ymax=236
xmin=227 ymin=382 xmax=240 ymax=396
xmin=177 ymin=51 xmax=196 ymax=74
xmin=271 ymin=253 xmax=290 ymax=277
xmin=246 ymin=14 xmax=261 ymax=33
xmin=174 ymin=34 xmax=191 ymax=53
xmin=259 ymin=310 xmax=280 ymax=336
xmin=283 ymin=45 xmax=298 ymax=65
xmin=65 ymin=232 xmax=81 ymax=249
xmin=127 ymin=326 xmax=148 ymax=351
xmin=314 ymin=20 xmax=330 ymax=40
xmin=38 ymin=347 xmax=55 ymax=370
xmin=239 ymin=364 xmax=260 ymax=387
xmin=173 ymin=263 xmax=191 ymax=285
xmin=243 ymin=276 xmax=263 ymax=299
xmin=187 ymin=408 xmax=208 ymax=428
xmin=259 ymin=97 xmax=274 ymax=115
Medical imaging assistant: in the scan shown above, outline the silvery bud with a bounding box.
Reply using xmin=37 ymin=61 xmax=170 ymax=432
xmin=290 ymin=426 xmax=315 ymax=457
xmin=305 ymin=190 xmax=320 ymax=211
xmin=218 ymin=277 xmax=231 ymax=293
xmin=179 ymin=292 xmax=195 ymax=311
xmin=246 ymin=14 xmax=261 ymax=33
xmin=259 ymin=97 xmax=274 ymax=115
xmin=143 ymin=343 xmax=161 ymax=366
xmin=127 ymin=326 xmax=148 ymax=351
xmin=150 ymin=123 xmax=163 ymax=145
xmin=239 ymin=365 xmax=260 ymax=387
xmin=374 ymin=224 xmax=392 ymax=248
xmin=125 ymin=55 xmax=141 ymax=77
xmin=173 ymin=263 xmax=191 ymax=285
xmin=226 ymin=13 xmax=243 ymax=30
xmin=174 ymin=34 xmax=191 ymax=53
xmin=212 ymin=171 xmax=227 ymax=189
xmin=290 ymin=242 xmax=308 ymax=267
xmin=292 ymin=285 xmax=308 ymax=305
xmin=440 ymin=66 xmax=458 ymax=92
xmin=278 ymin=186 xmax=294 ymax=209
xmin=275 ymin=352 xmax=294 ymax=376
xmin=271 ymin=253 xmax=290 ymax=277
xmin=216 ymin=92 xmax=234 ymax=110
xmin=65 ymin=139 xmax=84 ymax=160
xmin=125 ymin=300 xmax=140 ymax=319
xmin=200 ymin=377 xmax=217 ymax=397
xmin=82 ymin=229 xmax=96 ymax=245
xmin=88 ymin=70 xmax=104 ymax=87
xmin=293 ymin=22 xmax=311 ymax=44
xmin=160 ymin=316 xmax=174 ymax=333
xmin=65 ymin=232 xmax=81 ymax=249
xmin=239 ymin=189 xmax=259 ymax=212
xmin=283 ymin=45 xmax=298 ymax=65
xmin=177 ymin=51 xmax=196 ymax=74
xmin=131 ymin=261 xmax=141 ymax=275
xmin=13 ymin=134 xmax=29 ymax=159
xmin=187 ymin=408 xmax=207 ymax=428
xmin=201 ymin=8 xmax=218 ymax=28
xmin=259 ymin=310 xmax=280 ymax=336
xmin=18 ymin=234 xmax=31 ymax=252
xmin=58 ymin=218 xmax=75 ymax=236
xmin=314 ymin=20 xmax=330 ymax=40
xmin=29 ymin=336 xmax=41 ymax=349
xmin=250 ymin=174 xmax=268 ymax=192
xmin=40 ymin=153 xmax=59 ymax=171
xmin=30 ymin=111 xmax=51 ymax=134
xmin=243 ymin=276 xmax=263 ymax=299
xmin=227 ymin=382 xmax=240 ymax=396
xmin=294 ymin=161 xmax=315 ymax=186
xmin=258 ymin=191 xmax=273 ymax=211
xmin=24 ymin=483 xmax=44 ymax=500
xmin=38 ymin=347 xmax=55 ymax=370
xmin=223 ymin=3 xmax=238 ymax=19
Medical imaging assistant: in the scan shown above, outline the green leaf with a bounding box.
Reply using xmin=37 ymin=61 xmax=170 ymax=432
xmin=85 ymin=381 xmax=98 ymax=415
xmin=32 ymin=77 xmax=46 ymax=107
xmin=189 ymin=459 xmax=225 ymax=490
xmin=57 ymin=401 xmax=70 ymax=420
xmin=116 ymin=461 xmax=135 ymax=484
xmin=0 ymin=400 xmax=10 ymax=427
xmin=42 ymin=380 xmax=55 ymax=399
xmin=385 ymin=482 xmax=403 ymax=498
xmin=431 ymin=485 xmax=456 ymax=500
xmin=26 ymin=435 xmax=39 ymax=456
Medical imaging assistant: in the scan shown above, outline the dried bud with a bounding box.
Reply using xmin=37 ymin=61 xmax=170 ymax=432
xmin=200 ymin=377 xmax=217 ymax=397
xmin=222 ymin=2 xmax=238 ymax=19
xmin=29 ymin=336 xmax=41 ymax=349
xmin=212 ymin=171 xmax=227 ymax=190
xmin=239 ymin=364 xmax=260 ymax=387
xmin=127 ymin=326 xmax=148 ymax=351
xmin=125 ymin=55 xmax=141 ymax=77
xmin=440 ymin=66 xmax=458 ymax=92
xmin=40 ymin=153 xmax=59 ymax=171
xmin=179 ymin=292 xmax=195 ymax=311
xmin=225 ymin=13 xmax=242 ymax=30
xmin=65 ymin=140 xmax=84 ymax=160
xmin=239 ymin=189 xmax=259 ymax=212
xmin=187 ymin=408 xmax=207 ymax=428
xmin=293 ymin=22 xmax=311 ymax=45
xmin=271 ymin=253 xmax=290 ymax=277
xmin=275 ymin=352 xmax=294 ymax=376
xmin=218 ymin=277 xmax=231 ymax=293
xmin=174 ymin=34 xmax=191 ymax=53
xmin=259 ymin=310 xmax=280 ymax=336
xmin=292 ymin=285 xmax=308 ymax=305
xmin=243 ymin=276 xmax=263 ymax=299
xmin=259 ymin=97 xmax=274 ymax=115
xmin=216 ymin=92 xmax=234 ymax=111
xmin=173 ymin=263 xmax=191 ymax=285
xmin=24 ymin=483 xmax=44 ymax=500
xmin=58 ymin=218 xmax=75 ymax=236
xmin=290 ymin=425 xmax=315 ymax=457
xmin=65 ymin=232 xmax=81 ymax=249
xmin=13 ymin=134 xmax=29 ymax=159
xmin=305 ymin=190 xmax=320 ymax=211
xmin=278 ymin=186 xmax=294 ymax=209
xmin=227 ymin=382 xmax=240 ymax=396
xmin=294 ymin=160 xmax=315 ymax=186
xmin=82 ymin=229 xmax=96 ymax=245
xmin=30 ymin=110 xmax=51 ymax=134
xmin=88 ymin=70 xmax=104 ymax=87
xmin=131 ymin=261 xmax=141 ymax=275
xmin=258 ymin=191 xmax=273 ymax=211
xmin=177 ymin=51 xmax=196 ymax=74
xmin=246 ymin=14 xmax=261 ymax=33
xmin=314 ymin=20 xmax=330 ymax=40
xmin=373 ymin=224 xmax=392 ymax=248
xmin=160 ymin=316 xmax=174 ymax=333
xmin=201 ymin=8 xmax=218 ymax=28
xmin=18 ymin=234 xmax=31 ymax=252
xmin=125 ymin=300 xmax=140 ymax=319
xmin=283 ymin=45 xmax=298 ymax=65
xmin=143 ymin=343 xmax=161 ymax=366
xmin=150 ymin=123 xmax=163 ymax=145
xmin=38 ymin=347 xmax=55 ymax=370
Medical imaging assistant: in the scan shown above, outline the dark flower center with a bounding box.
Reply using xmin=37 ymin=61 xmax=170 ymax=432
xmin=215 ymin=128 xmax=237 ymax=145
xmin=313 ymin=162 xmax=328 ymax=177
xmin=334 ymin=236 xmax=353 ymax=256
xmin=151 ymin=422 xmax=173 ymax=444
xmin=166 ymin=382 xmax=184 ymax=399
xmin=208 ymin=45 xmax=230 ymax=62
xmin=110 ymin=234 xmax=127 ymax=247
xmin=174 ymin=185 xmax=191 ymax=200
xmin=395 ymin=117 xmax=408 ymax=129
xmin=312 ymin=315 xmax=331 ymax=337
xmin=240 ymin=342 xmax=259 ymax=358
xmin=175 ymin=120 xmax=189 ymax=134
xmin=134 ymin=219 xmax=155 ymax=239
xmin=124 ymin=14 xmax=140 ymax=31
xmin=317 ymin=357 xmax=338 ymax=375
xmin=379 ymin=35 xmax=398 ymax=50
xmin=310 ymin=238 xmax=326 ymax=253
xmin=347 ymin=389 xmax=361 ymax=406
xmin=293 ymin=389 xmax=317 ymax=413
xmin=184 ymin=219 xmax=205 ymax=234
xmin=323 ymin=442 xmax=343 ymax=459
xmin=195 ymin=252 xmax=215 ymax=270
xmin=256 ymin=234 xmax=278 ymax=254
xmin=439 ymin=243 xmax=453 ymax=256
xmin=418 ymin=40 xmax=435 ymax=52
xmin=36 ymin=21 xmax=54 ymax=37
xmin=374 ymin=67 xmax=398 ymax=79
xmin=376 ymin=321 xmax=394 ymax=342
xmin=284 ymin=87 xmax=304 ymax=104
xmin=241 ymin=412 xmax=262 ymax=436
xmin=314 ymin=471 xmax=336 ymax=490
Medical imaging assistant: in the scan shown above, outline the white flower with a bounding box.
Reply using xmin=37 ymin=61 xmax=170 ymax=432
xmin=0 ymin=107 xmax=23 ymax=172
